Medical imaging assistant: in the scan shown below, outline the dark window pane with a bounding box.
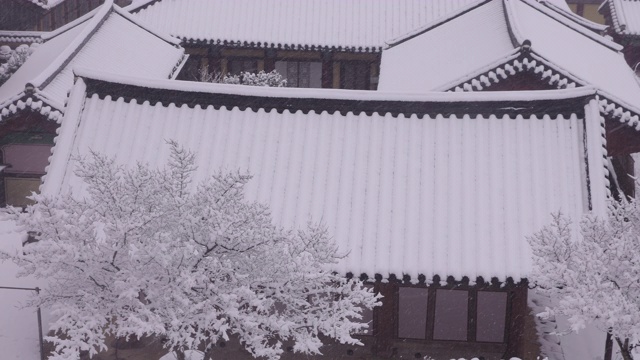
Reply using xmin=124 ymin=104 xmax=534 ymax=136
xmin=5 ymin=178 xmax=40 ymax=207
xmin=341 ymin=61 xmax=370 ymax=90
xmin=299 ymin=61 xmax=310 ymax=88
xmin=476 ymin=292 xmax=507 ymax=343
xmin=434 ymin=289 xmax=468 ymax=341
xmin=287 ymin=61 xmax=299 ymax=87
xmin=229 ymin=59 xmax=258 ymax=75
xmin=3 ymin=144 xmax=53 ymax=174
xmin=398 ymin=287 xmax=428 ymax=339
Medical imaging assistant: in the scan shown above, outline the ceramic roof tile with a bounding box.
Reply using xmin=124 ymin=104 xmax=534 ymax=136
xmin=0 ymin=2 xmax=184 ymax=118
xmin=131 ymin=0 xmax=481 ymax=51
xmin=45 ymin=76 xmax=596 ymax=282
xmin=379 ymin=0 xmax=640 ymax=119
xmin=604 ymin=0 xmax=640 ymax=36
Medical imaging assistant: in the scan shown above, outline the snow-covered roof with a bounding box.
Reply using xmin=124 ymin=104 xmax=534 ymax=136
xmin=44 ymin=72 xmax=609 ymax=282
xmin=128 ymin=0 xmax=482 ymax=52
xmin=379 ymin=0 xmax=640 ymax=123
xmin=0 ymin=0 xmax=185 ymax=122
xmin=601 ymin=0 xmax=640 ymax=37
xmin=0 ymin=31 xmax=45 ymax=45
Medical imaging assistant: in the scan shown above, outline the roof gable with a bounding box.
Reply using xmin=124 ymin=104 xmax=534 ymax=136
xmin=0 ymin=0 xmax=185 ymax=121
xmin=378 ymin=0 xmax=515 ymax=93
xmin=602 ymin=0 xmax=640 ymax=37
xmin=379 ymin=0 xmax=640 ymax=120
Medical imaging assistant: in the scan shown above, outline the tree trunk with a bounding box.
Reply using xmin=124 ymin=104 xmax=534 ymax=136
xmin=616 ymin=337 xmax=634 ymax=360
xmin=604 ymin=331 xmax=613 ymax=360
xmin=202 ymin=350 xmax=214 ymax=360
xmin=175 ymin=350 xmax=186 ymax=360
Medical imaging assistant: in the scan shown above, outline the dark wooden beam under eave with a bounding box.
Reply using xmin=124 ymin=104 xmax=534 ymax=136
xmin=504 ymin=279 xmax=529 ymax=358
xmin=606 ymin=118 xmax=640 ymax=157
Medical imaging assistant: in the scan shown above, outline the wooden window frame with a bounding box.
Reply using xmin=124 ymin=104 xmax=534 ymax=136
xmin=339 ymin=60 xmax=373 ymax=90
xmin=227 ymin=57 xmax=260 ymax=76
xmin=395 ymin=283 xmax=511 ymax=345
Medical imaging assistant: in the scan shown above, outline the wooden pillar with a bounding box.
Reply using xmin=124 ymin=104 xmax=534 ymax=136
xmin=505 ymin=282 xmax=528 ymax=358
xmin=321 ymin=52 xmax=333 ymax=89
xmin=373 ymin=279 xmax=396 ymax=355
xmin=209 ymin=47 xmax=222 ymax=74
xmin=264 ymin=49 xmax=276 ymax=73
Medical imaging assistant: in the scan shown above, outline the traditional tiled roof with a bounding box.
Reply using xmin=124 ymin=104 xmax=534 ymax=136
xmin=379 ymin=0 xmax=640 ymax=126
xmin=0 ymin=0 xmax=185 ymax=122
xmin=601 ymin=0 xmax=640 ymax=37
xmin=44 ymin=72 xmax=610 ymax=282
xmin=128 ymin=0 xmax=482 ymax=52
xmin=0 ymin=31 xmax=45 ymax=45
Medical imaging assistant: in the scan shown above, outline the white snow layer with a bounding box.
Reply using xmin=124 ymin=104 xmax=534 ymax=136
xmin=606 ymin=0 xmax=640 ymax=36
xmin=507 ymin=0 xmax=640 ymax=113
xmin=131 ymin=0 xmax=480 ymax=50
xmin=0 ymin=4 xmax=184 ymax=112
xmin=39 ymin=9 xmax=183 ymax=108
xmin=0 ymin=22 xmax=86 ymax=108
xmin=378 ymin=0 xmax=640 ymax=115
xmin=379 ymin=0 xmax=514 ymax=92
xmin=44 ymin=80 xmax=591 ymax=282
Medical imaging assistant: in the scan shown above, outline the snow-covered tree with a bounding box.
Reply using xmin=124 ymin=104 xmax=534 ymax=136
xmin=0 ymin=44 xmax=33 ymax=85
xmin=199 ymin=66 xmax=287 ymax=87
xmin=528 ymin=200 xmax=640 ymax=360
xmin=1 ymin=141 xmax=378 ymax=360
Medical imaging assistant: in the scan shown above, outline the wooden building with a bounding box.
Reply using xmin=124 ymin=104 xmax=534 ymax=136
xmin=567 ymin=0 xmax=607 ymax=24
xmin=127 ymin=0 xmax=483 ymax=90
xmin=600 ymin=0 xmax=640 ymax=70
xmin=0 ymin=1 xmax=185 ymax=207
xmin=0 ymin=0 xmax=132 ymax=31
xmin=46 ymin=69 xmax=602 ymax=360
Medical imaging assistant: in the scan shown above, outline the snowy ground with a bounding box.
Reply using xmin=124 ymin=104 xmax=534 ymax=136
xmin=0 ymin=219 xmax=50 ymax=360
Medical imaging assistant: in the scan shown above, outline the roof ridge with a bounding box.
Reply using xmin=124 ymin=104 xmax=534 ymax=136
xmin=112 ymin=5 xmax=181 ymax=46
xmin=41 ymin=6 xmax=102 ymax=41
xmin=73 ymin=66 xmax=599 ymax=104
xmin=537 ymin=0 xmax=608 ymax=32
xmin=503 ymin=0 xmax=526 ymax=46
xmin=385 ymin=0 xmax=490 ymax=49
xmin=611 ymin=0 xmax=630 ymax=33
xmin=506 ymin=0 xmax=622 ymax=51
xmin=28 ymin=0 xmax=115 ymax=91
xmin=124 ymin=0 xmax=161 ymax=13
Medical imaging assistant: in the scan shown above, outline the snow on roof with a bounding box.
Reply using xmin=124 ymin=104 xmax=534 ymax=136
xmin=0 ymin=1 xmax=184 ymax=120
xmin=129 ymin=0 xmax=482 ymax=52
xmin=602 ymin=0 xmax=640 ymax=36
xmin=0 ymin=31 xmax=45 ymax=45
xmin=379 ymin=0 xmax=640 ymax=119
xmin=380 ymin=0 xmax=514 ymax=92
xmin=0 ymin=20 xmax=88 ymax=111
xmin=44 ymin=74 xmax=599 ymax=282
xmin=507 ymin=0 xmax=640 ymax=110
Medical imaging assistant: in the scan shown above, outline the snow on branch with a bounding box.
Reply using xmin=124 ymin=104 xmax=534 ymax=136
xmin=529 ymin=199 xmax=640 ymax=360
xmin=199 ymin=66 xmax=287 ymax=87
xmin=0 ymin=44 xmax=35 ymax=86
xmin=1 ymin=141 xmax=378 ymax=360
